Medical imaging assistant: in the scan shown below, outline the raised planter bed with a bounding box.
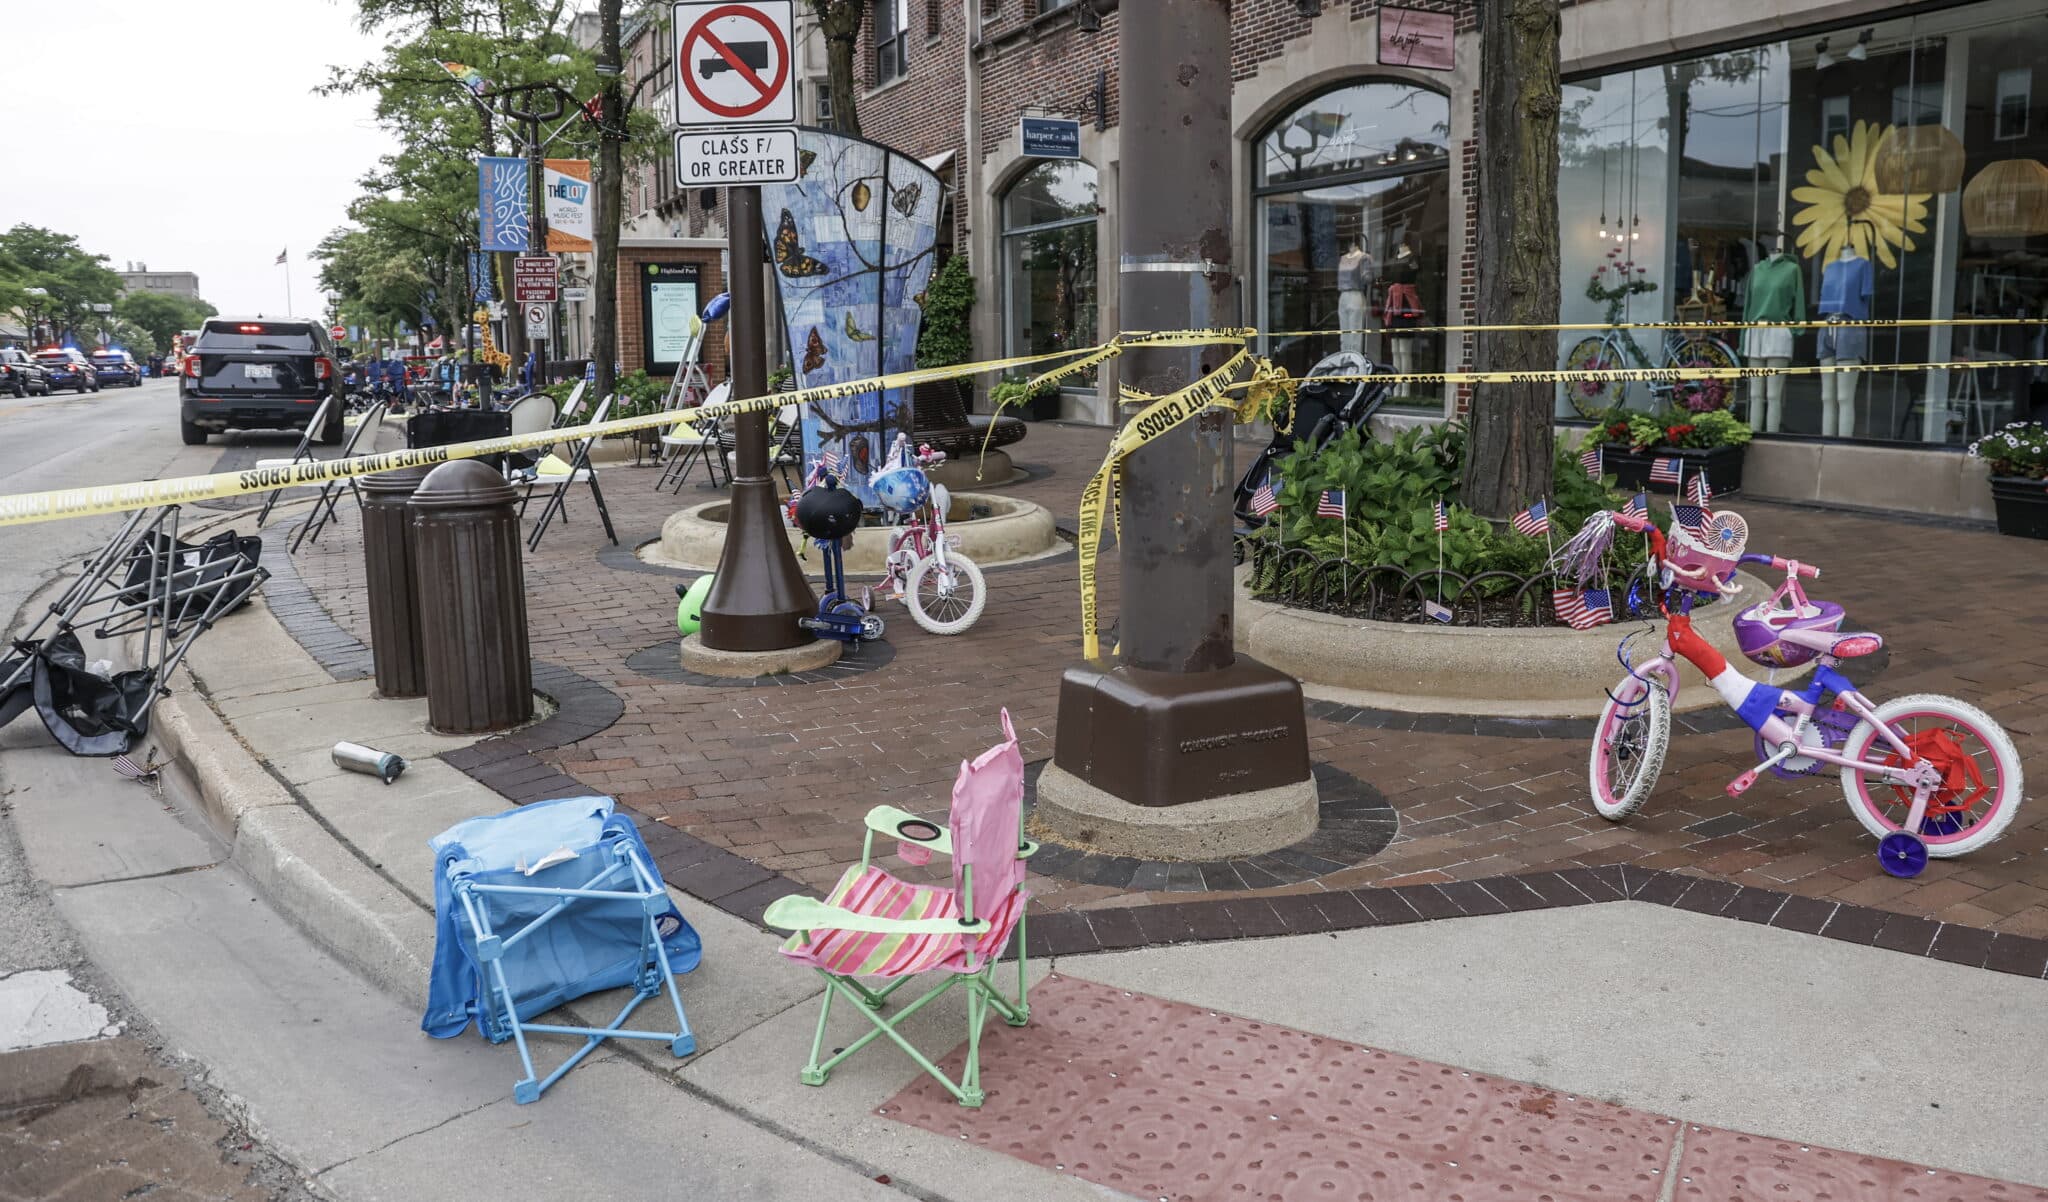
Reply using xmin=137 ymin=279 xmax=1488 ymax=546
xmin=1603 ymin=443 xmax=1746 ymax=495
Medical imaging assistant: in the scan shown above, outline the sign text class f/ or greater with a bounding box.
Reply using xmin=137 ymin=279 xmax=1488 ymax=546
xmin=671 ymin=1 xmax=796 ymax=127
xmin=673 ymin=127 xmax=799 ymax=186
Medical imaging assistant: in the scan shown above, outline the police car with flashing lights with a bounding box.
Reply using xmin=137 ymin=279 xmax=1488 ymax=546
xmin=91 ymin=348 xmax=144 ymax=387
xmin=34 ymin=347 xmax=100 ymax=393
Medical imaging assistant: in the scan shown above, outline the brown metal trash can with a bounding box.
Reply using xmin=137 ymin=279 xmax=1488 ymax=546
xmin=409 ymin=460 xmax=533 ymax=733
xmin=360 ymin=465 xmax=434 ymax=698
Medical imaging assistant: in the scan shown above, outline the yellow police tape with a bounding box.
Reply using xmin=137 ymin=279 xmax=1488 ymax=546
xmin=3 ymin=328 xmax=2045 ymax=663
xmin=0 ymin=342 xmax=1098 ymax=528
xmin=1265 ymin=316 xmax=2048 ymax=337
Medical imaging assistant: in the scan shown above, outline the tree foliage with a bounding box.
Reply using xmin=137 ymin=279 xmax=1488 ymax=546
xmin=314 ymin=0 xmax=669 ymax=365
xmin=913 ymin=256 xmax=974 ymax=368
xmin=0 ymin=225 xmax=123 ymax=343
xmin=116 ymin=291 xmax=218 ymax=351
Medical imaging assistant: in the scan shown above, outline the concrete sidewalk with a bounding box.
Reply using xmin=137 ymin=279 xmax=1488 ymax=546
xmin=8 ymin=531 xmax=2018 ymax=1199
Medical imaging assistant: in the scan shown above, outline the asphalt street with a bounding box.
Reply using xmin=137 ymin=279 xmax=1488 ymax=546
xmin=0 ymin=376 xmax=316 ymax=1200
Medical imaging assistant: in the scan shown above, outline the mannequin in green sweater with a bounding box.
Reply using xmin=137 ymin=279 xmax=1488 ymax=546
xmin=1740 ymin=241 xmax=1804 ymax=433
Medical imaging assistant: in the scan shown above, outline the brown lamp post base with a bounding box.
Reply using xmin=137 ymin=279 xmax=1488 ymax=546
xmin=698 ymin=476 xmax=816 ymax=652
xmin=1053 ymin=657 xmax=1313 ymax=807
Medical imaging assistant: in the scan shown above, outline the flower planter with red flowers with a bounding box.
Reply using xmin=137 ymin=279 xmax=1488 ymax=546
xmin=1601 ymin=443 xmax=1746 ymax=495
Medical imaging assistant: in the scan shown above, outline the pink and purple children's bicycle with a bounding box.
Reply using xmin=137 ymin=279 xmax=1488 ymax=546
xmin=1576 ymin=506 xmax=2023 ymax=878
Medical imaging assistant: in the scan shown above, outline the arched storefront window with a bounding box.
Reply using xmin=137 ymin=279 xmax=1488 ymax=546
xmin=1255 ymin=81 xmax=1451 ymax=406
xmin=1001 ymin=161 xmax=1099 ymax=386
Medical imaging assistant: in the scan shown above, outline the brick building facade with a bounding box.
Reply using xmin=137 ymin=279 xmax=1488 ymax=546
xmin=612 ymin=0 xmax=2045 ymax=520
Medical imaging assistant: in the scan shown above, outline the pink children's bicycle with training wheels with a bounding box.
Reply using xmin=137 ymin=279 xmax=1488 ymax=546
xmin=866 ymin=438 xmax=988 ymax=636
xmin=1569 ymin=506 xmax=2023 ymax=878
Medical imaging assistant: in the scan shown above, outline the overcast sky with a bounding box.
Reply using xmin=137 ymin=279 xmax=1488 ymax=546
xmin=0 ymin=0 xmax=393 ymax=317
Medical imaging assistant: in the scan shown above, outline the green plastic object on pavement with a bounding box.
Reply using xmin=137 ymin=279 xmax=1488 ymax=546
xmin=676 ymin=574 xmax=715 ymax=636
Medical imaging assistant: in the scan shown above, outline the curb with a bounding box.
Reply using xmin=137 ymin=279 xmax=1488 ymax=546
xmin=152 ymin=657 xmax=435 ymax=1012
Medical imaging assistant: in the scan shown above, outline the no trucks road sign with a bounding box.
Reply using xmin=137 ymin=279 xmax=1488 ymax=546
xmin=672 ymin=1 xmax=796 ymax=127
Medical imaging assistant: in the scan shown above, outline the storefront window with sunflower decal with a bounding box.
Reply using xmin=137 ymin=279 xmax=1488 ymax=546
xmin=1555 ymin=0 xmax=2048 ymax=449
xmin=1791 ymin=120 xmax=1931 ymax=268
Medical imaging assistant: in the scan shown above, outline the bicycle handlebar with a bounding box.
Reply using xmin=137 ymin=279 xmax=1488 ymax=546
xmin=1739 ymin=552 xmax=1819 ymax=579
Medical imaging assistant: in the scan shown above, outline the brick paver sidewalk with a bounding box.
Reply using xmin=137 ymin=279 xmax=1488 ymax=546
xmin=278 ymin=420 xmax=2048 ymax=974
xmin=884 ymin=973 xmax=2048 ymax=1202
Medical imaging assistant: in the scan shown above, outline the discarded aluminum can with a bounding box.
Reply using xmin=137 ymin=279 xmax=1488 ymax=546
xmin=331 ymin=741 xmax=407 ymax=785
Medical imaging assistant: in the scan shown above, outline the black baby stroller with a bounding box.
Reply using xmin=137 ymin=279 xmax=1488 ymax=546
xmin=1233 ymin=352 xmax=1392 ymax=530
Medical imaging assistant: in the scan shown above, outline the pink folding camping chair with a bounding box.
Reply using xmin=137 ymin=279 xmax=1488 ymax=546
xmin=763 ymin=710 xmax=1036 ymax=1107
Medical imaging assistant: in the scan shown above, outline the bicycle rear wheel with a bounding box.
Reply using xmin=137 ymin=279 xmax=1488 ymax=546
xmin=1562 ymin=337 xmax=1627 ymax=417
xmin=1840 ymin=694 xmax=2023 ymax=857
xmin=1590 ymin=674 xmax=1669 ymax=820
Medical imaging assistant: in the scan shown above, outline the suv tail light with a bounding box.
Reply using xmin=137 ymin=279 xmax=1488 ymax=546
xmin=183 ymin=355 xmax=200 ymax=379
xmin=314 ymin=356 xmax=333 ymax=381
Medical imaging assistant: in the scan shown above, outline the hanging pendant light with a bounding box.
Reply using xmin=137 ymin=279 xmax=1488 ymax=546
xmin=1961 ymin=159 xmax=2048 ymax=237
xmin=1874 ymin=124 xmax=1965 ymax=193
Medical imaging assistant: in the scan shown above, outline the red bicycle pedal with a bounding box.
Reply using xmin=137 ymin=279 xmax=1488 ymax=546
xmin=1726 ymin=770 xmax=1758 ymax=797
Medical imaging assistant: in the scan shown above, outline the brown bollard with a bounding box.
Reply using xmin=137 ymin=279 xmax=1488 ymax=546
xmin=409 ymin=460 xmax=533 ymax=732
xmin=360 ymin=465 xmax=433 ymax=698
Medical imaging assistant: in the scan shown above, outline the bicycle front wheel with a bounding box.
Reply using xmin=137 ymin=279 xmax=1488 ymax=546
xmin=1840 ymin=694 xmax=2023 ymax=857
xmin=1562 ymin=337 xmax=1627 ymax=417
xmin=1666 ymin=337 xmax=1741 ymax=413
xmin=905 ymin=552 xmax=987 ymax=635
xmin=1589 ymin=673 xmax=1670 ymax=820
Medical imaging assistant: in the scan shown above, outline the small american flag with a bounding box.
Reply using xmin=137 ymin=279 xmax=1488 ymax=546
xmin=1250 ymin=473 xmax=1280 ymax=516
xmin=1621 ymin=491 xmax=1648 ymax=519
xmin=1552 ymin=587 xmax=1615 ymax=630
xmin=1511 ymin=498 xmax=1549 ymax=537
xmin=1672 ymin=503 xmax=1709 ymax=536
xmin=817 ymin=449 xmax=842 ymax=476
xmin=1423 ymin=598 xmax=1454 ymax=623
xmin=1316 ymin=488 xmax=1347 ymax=520
xmin=275 ymin=248 xmax=288 ymax=265
xmin=1649 ymin=457 xmax=1683 ymax=485
xmin=1687 ymin=471 xmax=1711 ymax=504
xmin=1432 ymin=499 xmax=1448 ymax=532
xmin=1580 ymin=445 xmax=1603 ymax=479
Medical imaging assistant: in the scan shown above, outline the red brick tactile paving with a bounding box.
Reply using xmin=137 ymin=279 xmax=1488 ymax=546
xmin=282 ymin=421 xmax=2048 ymax=940
xmin=880 ymin=975 xmax=2048 ymax=1202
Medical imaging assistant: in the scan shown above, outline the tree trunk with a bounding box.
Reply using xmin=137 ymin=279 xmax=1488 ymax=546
xmin=812 ymin=0 xmax=864 ymax=136
xmin=593 ymin=0 xmax=625 ymax=401
xmin=1462 ymin=0 xmax=1562 ymax=518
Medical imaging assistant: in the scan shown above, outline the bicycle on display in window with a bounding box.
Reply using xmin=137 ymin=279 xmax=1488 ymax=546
xmin=1568 ymin=505 xmax=2022 ymax=879
xmin=1560 ymin=323 xmax=1743 ymax=418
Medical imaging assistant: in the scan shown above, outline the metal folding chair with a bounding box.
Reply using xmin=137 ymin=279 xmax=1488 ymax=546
xmin=1 ymin=506 xmax=267 ymax=756
xmin=656 ymin=380 xmax=730 ymax=493
xmin=425 ymin=796 xmax=701 ymax=1104
xmin=765 ymin=711 xmax=1035 ymax=1108
xmin=290 ymin=399 xmax=388 ymax=553
xmin=253 ymin=393 xmax=339 ymax=526
xmin=520 ymin=393 xmax=617 ymax=550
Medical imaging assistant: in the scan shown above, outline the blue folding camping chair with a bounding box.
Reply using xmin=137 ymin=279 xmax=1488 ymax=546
xmin=423 ymin=796 xmax=701 ymax=1103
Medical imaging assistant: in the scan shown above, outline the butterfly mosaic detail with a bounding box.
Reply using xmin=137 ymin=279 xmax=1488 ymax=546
xmin=891 ymin=182 xmax=921 ymax=218
xmin=774 ymin=210 xmax=828 ymax=278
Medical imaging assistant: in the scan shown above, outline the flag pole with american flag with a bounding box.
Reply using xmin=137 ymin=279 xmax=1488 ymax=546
xmin=1425 ymin=498 xmax=1452 ymax=622
xmin=276 ymin=247 xmax=293 ymax=315
xmin=1317 ymin=488 xmax=1349 ymax=594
